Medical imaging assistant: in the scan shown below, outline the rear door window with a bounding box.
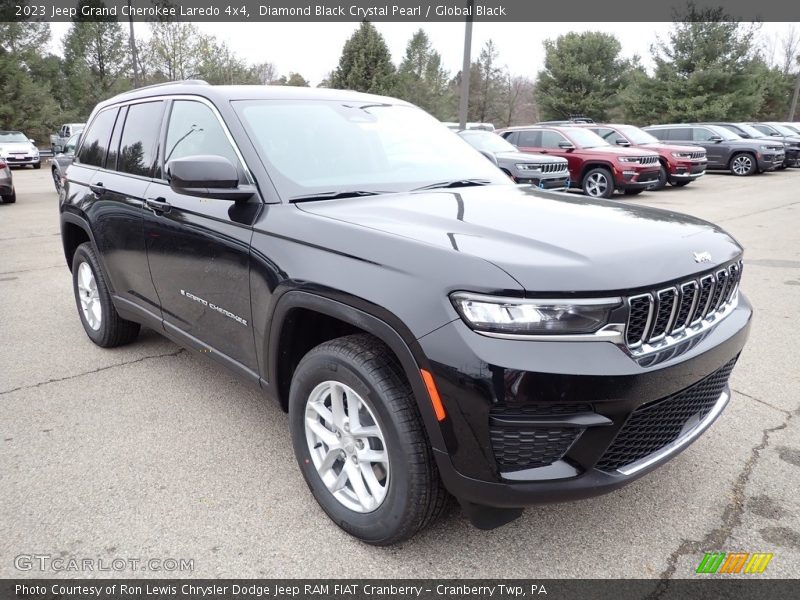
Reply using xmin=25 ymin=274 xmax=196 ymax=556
xmin=77 ymin=108 xmax=119 ymax=168
xmin=516 ymin=130 xmax=541 ymax=147
xmin=117 ymin=101 xmax=166 ymax=178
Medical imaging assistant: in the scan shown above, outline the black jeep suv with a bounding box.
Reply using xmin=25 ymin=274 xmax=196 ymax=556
xmin=60 ymin=82 xmax=751 ymax=544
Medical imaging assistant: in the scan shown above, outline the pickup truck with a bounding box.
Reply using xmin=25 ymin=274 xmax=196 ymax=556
xmin=50 ymin=123 xmax=85 ymax=153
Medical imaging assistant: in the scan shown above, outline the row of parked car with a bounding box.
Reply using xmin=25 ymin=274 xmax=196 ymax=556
xmin=454 ymin=119 xmax=800 ymax=199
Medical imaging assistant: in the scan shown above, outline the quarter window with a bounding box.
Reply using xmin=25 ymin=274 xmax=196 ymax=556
xmin=118 ymin=101 xmax=165 ymax=178
xmin=77 ymin=109 xmax=118 ymax=168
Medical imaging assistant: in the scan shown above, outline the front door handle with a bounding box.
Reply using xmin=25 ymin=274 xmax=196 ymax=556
xmin=146 ymin=197 xmax=172 ymax=214
xmin=89 ymin=182 xmax=106 ymax=195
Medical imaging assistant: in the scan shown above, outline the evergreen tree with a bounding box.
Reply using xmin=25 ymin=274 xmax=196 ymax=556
xmin=330 ymin=22 xmax=395 ymax=94
xmin=62 ymin=0 xmax=130 ymax=115
xmin=535 ymin=31 xmax=631 ymax=121
xmin=395 ymin=29 xmax=451 ymax=117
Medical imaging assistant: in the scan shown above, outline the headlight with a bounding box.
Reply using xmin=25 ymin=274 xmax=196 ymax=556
xmin=450 ymin=292 xmax=622 ymax=335
xmin=31 ymin=147 xmax=39 ymax=155
xmin=515 ymin=163 xmax=541 ymax=171
xmin=617 ymin=156 xmax=641 ymax=163
xmin=671 ymin=152 xmax=695 ymax=159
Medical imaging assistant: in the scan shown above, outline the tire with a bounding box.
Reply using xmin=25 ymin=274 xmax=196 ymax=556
xmin=729 ymin=153 xmax=756 ymax=176
xmin=52 ymin=168 xmax=62 ymax=193
xmin=500 ymin=168 xmax=516 ymax=182
xmin=650 ymin=164 xmax=668 ymax=190
xmin=623 ymin=189 xmax=644 ymax=196
xmin=33 ymin=161 xmax=41 ymax=170
xmin=581 ymin=167 xmax=614 ymax=199
xmin=289 ymin=333 xmax=448 ymax=545
xmin=71 ymin=242 xmax=140 ymax=347
xmin=1 ymin=189 xmax=15 ymax=204
xmin=671 ymin=180 xmax=690 ymax=187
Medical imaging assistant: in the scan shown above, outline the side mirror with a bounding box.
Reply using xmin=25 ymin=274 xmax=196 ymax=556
xmin=771 ymin=132 xmax=782 ymax=137
xmin=558 ymin=140 xmax=576 ymax=150
xmin=479 ymin=150 xmax=499 ymax=166
xmin=29 ymin=138 xmax=36 ymax=144
xmin=166 ymin=155 xmax=255 ymax=201
xmin=615 ymin=139 xmax=631 ymax=147
xmin=709 ymin=135 xmax=724 ymax=143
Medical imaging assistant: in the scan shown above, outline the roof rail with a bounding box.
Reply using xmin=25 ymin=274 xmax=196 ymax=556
xmin=127 ymin=79 xmax=209 ymax=93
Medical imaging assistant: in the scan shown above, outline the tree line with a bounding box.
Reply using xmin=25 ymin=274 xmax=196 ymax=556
xmin=1 ymin=7 xmax=798 ymax=144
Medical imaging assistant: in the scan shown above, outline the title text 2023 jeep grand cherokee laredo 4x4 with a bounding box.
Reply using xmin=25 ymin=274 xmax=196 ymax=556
xmin=497 ymin=125 xmax=661 ymax=198
xmin=60 ymin=82 xmax=751 ymax=545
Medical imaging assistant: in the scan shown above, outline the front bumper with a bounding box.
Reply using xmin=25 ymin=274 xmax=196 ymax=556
xmin=518 ymin=175 xmax=569 ymax=190
xmin=419 ymin=293 xmax=751 ymax=507
xmin=757 ymin=152 xmax=785 ymax=171
xmin=614 ymin=166 xmax=660 ymax=190
xmin=669 ymin=160 xmax=707 ymax=180
xmin=2 ymin=155 xmax=40 ymax=166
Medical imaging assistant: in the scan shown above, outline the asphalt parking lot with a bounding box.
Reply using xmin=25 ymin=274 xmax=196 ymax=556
xmin=1 ymin=167 xmax=799 ymax=581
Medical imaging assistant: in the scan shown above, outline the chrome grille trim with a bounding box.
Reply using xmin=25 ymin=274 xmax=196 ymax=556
xmin=624 ymin=261 xmax=743 ymax=356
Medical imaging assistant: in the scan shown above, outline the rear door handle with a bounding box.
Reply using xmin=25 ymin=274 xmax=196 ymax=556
xmin=89 ymin=182 xmax=106 ymax=195
xmin=146 ymin=197 xmax=171 ymax=213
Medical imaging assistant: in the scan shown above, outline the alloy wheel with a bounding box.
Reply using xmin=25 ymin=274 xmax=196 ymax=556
xmin=304 ymin=381 xmax=389 ymax=513
xmin=585 ymin=172 xmax=609 ymax=197
xmin=731 ymin=155 xmax=753 ymax=175
xmin=77 ymin=262 xmax=102 ymax=330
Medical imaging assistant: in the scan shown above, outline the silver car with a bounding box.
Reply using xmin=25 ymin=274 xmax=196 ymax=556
xmin=0 ymin=130 xmax=41 ymax=169
xmin=458 ymin=130 xmax=570 ymax=189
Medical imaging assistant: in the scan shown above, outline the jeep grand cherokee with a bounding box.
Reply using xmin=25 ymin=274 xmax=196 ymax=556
xmin=60 ymin=82 xmax=752 ymax=544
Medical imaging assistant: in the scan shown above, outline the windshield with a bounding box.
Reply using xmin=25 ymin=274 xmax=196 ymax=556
xmin=617 ymin=125 xmax=659 ymax=144
xmin=708 ymin=125 xmax=740 ymax=140
xmin=64 ymin=133 xmax=80 ymax=154
xmin=734 ymin=123 xmax=767 ymax=138
xmin=0 ymin=132 xmax=29 ymax=143
xmin=782 ymin=123 xmax=800 ymax=134
xmin=767 ymin=123 xmax=796 ymax=136
xmin=233 ymin=100 xmax=510 ymax=199
xmin=459 ymin=131 xmax=517 ymax=153
xmin=565 ymin=128 xmax=609 ymax=148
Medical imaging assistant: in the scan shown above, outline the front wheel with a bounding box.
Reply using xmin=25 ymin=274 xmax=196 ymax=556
xmin=651 ymin=165 xmax=668 ymax=190
xmin=729 ymin=153 xmax=756 ymax=176
xmin=289 ymin=334 xmax=448 ymax=545
xmin=671 ymin=180 xmax=691 ymax=187
xmin=52 ymin=168 xmax=62 ymax=192
xmin=32 ymin=161 xmax=41 ymax=170
xmin=623 ymin=189 xmax=644 ymax=196
xmin=581 ymin=167 xmax=615 ymax=199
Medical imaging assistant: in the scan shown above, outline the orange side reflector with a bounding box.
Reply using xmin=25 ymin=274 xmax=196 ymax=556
xmin=420 ymin=369 xmax=446 ymax=422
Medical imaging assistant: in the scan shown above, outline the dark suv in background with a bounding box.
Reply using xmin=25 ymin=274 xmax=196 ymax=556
xmin=711 ymin=122 xmax=800 ymax=169
xmin=60 ymin=82 xmax=751 ymax=544
xmin=498 ymin=125 xmax=661 ymax=198
xmin=643 ymin=124 xmax=784 ymax=176
xmin=581 ymin=123 xmax=707 ymax=190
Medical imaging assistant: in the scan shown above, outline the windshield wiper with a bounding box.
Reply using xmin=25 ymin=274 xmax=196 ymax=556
xmin=289 ymin=190 xmax=388 ymax=203
xmin=412 ymin=179 xmax=492 ymax=191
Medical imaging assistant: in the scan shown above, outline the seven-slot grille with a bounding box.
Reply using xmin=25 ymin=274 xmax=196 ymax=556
xmin=625 ymin=261 xmax=742 ymax=349
xmin=631 ymin=155 xmax=659 ymax=165
xmin=689 ymin=151 xmax=706 ymax=160
xmin=530 ymin=162 xmax=569 ymax=174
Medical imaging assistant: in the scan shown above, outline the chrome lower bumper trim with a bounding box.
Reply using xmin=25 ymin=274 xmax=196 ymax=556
xmin=616 ymin=387 xmax=731 ymax=476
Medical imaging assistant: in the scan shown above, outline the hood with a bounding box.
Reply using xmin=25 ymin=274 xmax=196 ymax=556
xmin=495 ymin=150 xmax=566 ymax=164
xmin=0 ymin=141 xmax=37 ymax=152
xmin=298 ymin=185 xmax=742 ymax=293
xmin=640 ymin=142 xmax=704 ymax=154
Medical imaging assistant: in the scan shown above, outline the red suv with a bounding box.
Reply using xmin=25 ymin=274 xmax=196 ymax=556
xmin=581 ymin=124 xmax=707 ymax=190
xmin=497 ymin=125 xmax=661 ymax=198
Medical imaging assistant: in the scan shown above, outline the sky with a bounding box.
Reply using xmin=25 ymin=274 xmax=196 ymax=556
xmin=48 ymin=21 xmax=798 ymax=85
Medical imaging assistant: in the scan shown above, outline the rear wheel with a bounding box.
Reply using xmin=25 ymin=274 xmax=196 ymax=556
xmin=289 ymin=333 xmax=448 ymax=545
xmin=729 ymin=153 xmax=756 ymax=176
xmin=1 ymin=189 xmax=16 ymax=204
xmin=71 ymin=242 xmax=140 ymax=347
xmin=581 ymin=167 xmax=614 ymax=199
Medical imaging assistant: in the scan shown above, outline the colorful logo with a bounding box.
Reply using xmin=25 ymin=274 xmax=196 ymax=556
xmin=696 ymin=552 xmax=773 ymax=574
